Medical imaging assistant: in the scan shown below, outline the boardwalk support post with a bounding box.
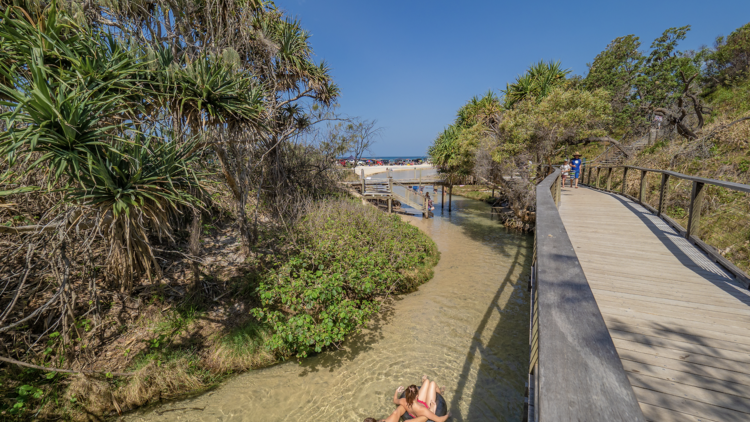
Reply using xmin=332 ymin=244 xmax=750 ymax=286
xmin=687 ymin=181 xmax=706 ymax=239
xmin=361 ymin=169 xmax=365 ymax=194
xmin=387 ymin=172 xmax=393 ymax=213
xmin=639 ymin=170 xmax=648 ymax=204
xmin=621 ymin=167 xmax=629 ymax=195
xmin=596 ymin=167 xmax=601 ymax=188
xmin=448 ymin=184 xmax=453 ymax=212
xmin=606 ymin=167 xmax=613 ymax=191
xmin=441 ymin=184 xmax=445 ymax=209
xmin=657 ymin=173 xmax=670 ymax=217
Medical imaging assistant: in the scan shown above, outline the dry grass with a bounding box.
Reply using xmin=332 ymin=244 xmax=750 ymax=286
xmin=116 ymin=356 xmax=207 ymax=408
xmin=205 ymin=322 xmax=277 ymax=373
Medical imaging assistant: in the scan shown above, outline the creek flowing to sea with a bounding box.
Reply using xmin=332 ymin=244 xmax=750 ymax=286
xmin=124 ymin=169 xmax=532 ymax=422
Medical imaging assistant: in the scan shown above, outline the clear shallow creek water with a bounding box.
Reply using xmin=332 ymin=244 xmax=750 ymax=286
xmin=123 ymin=176 xmax=532 ymax=422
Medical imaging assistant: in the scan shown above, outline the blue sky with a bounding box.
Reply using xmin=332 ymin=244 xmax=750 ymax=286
xmin=277 ymin=0 xmax=750 ymax=156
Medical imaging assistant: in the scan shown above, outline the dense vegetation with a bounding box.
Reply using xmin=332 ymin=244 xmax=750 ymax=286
xmin=430 ymin=23 xmax=750 ymax=235
xmin=0 ymin=1 xmax=438 ymax=419
xmin=254 ymin=199 xmax=438 ymax=358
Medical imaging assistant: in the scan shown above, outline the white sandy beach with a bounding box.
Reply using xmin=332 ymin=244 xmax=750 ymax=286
xmin=353 ymin=163 xmax=434 ymax=177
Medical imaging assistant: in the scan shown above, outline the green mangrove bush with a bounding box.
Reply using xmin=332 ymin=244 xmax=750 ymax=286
xmin=252 ymin=199 xmax=439 ymax=357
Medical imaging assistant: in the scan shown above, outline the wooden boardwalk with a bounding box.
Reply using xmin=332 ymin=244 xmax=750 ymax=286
xmin=559 ymin=186 xmax=750 ymax=422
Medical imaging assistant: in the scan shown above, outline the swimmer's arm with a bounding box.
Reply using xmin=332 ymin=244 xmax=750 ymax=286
xmin=393 ymin=386 xmax=404 ymax=405
xmin=383 ymin=406 xmax=408 ymax=422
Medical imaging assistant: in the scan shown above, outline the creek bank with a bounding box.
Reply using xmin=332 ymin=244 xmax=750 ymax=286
xmin=120 ymin=194 xmax=532 ymax=422
xmin=449 ymin=185 xmax=534 ymax=231
xmin=0 ymin=198 xmax=439 ymax=421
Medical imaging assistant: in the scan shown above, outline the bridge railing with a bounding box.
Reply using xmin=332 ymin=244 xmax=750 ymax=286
xmin=391 ymin=180 xmax=430 ymax=215
xmin=582 ymin=164 xmax=750 ymax=287
xmin=526 ymin=169 xmax=644 ymax=422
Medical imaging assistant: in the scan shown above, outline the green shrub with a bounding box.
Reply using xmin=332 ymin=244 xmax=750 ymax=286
xmin=252 ymin=199 xmax=438 ymax=357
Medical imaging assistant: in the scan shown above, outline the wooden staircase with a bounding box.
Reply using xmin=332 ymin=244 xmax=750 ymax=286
xmin=591 ymin=128 xmax=663 ymax=166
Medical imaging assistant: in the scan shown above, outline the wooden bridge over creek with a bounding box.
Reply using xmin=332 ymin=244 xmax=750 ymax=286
xmin=528 ymin=166 xmax=750 ymax=421
xmin=342 ymin=168 xmax=453 ymax=216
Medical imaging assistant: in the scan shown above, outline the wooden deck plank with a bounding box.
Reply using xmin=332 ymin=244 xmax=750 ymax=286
xmin=604 ymin=314 xmax=750 ymax=348
xmin=632 ymin=386 xmax=750 ymax=421
xmin=582 ymin=267 xmax=741 ymax=288
xmin=591 ymin=283 xmax=750 ymax=308
xmin=593 ymin=290 xmax=750 ymax=316
xmin=628 ymin=373 xmax=750 ymax=414
xmin=617 ymin=349 xmax=750 ymax=387
xmin=609 ymin=329 xmax=750 ymax=361
xmin=595 ymin=297 xmax=750 ymax=327
xmin=622 ymin=361 xmax=750 ymax=399
xmin=639 ymin=402 xmax=709 ymax=422
xmin=599 ymin=306 xmax=750 ymax=339
xmin=558 ymin=186 xmax=750 ymax=419
xmin=613 ymin=338 xmax=750 ymax=374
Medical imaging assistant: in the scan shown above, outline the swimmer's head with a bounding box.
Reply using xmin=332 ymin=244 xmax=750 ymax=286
xmin=364 ymin=418 xmax=378 ymax=422
xmin=405 ymin=385 xmax=419 ymax=406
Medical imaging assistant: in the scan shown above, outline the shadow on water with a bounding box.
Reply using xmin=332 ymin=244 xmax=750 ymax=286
xmin=447 ymin=242 xmax=532 ymax=421
xmin=121 ymin=175 xmax=534 ymax=422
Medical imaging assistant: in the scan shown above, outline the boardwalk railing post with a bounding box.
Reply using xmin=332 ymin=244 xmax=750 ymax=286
xmin=587 ymin=167 xmax=593 ymax=185
xmin=596 ymin=168 xmax=601 ymax=188
xmin=639 ymin=170 xmax=648 ymax=204
xmin=387 ymin=171 xmax=393 ymax=213
xmin=621 ymin=167 xmax=629 ymax=195
xmin=441 ymin=183 xmax=445 ymax=209
xmin=657 ymin=173 xmax=670 ymax=217
xmin=687 ymin=181 xmax=706 ymax=239
xmin=606 ymin=167 xmax=613 ymax=191
xmin=361 ymin=168 xmax=365 ymax=194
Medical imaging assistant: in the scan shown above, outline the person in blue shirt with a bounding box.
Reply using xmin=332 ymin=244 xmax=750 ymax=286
xmin=570 ymin=152 xmax=582 ymax=189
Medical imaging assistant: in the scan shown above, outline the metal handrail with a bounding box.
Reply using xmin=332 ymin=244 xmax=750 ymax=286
xmin=527 ymin=169 xmax=644 ymax=422
xmin=583 ymin=165 xmax=750 ymax=287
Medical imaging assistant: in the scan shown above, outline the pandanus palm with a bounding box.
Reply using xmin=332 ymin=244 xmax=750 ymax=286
xmin=0 ymin=4 xmax=206 ymax=290
xmin=503 ymin=60 xmax=570 ymax=109
xmin=456 ymin=91 xmax=502 ymax=128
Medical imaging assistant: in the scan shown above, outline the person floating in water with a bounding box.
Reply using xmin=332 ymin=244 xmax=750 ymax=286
xmin=364 ymin=376 xmax=451 ymax=422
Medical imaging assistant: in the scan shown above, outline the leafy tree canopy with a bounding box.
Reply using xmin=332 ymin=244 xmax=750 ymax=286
xmin=494 ymin=87 xmax=612 ymax=160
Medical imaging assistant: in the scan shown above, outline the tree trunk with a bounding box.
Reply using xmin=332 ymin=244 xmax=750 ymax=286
xmin=189 ymin=207 xmax=202 ymax=291
xmin=213 ymin=144 xmax=253 ymax=256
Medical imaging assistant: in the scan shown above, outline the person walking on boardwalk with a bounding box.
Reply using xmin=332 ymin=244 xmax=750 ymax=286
xmin=571 ymin=152 xmax=583 ymax=189
xmin=560 ymin=159 xmax=571 ymax=189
